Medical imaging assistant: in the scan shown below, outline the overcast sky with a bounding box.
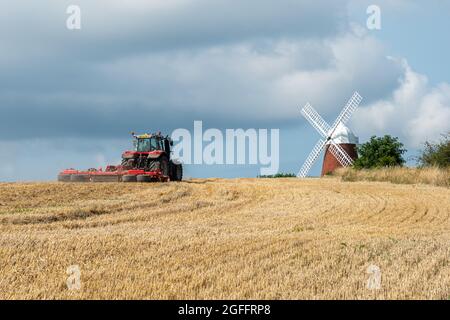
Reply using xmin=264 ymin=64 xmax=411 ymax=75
xmin=0 ymin=0 xmax=449 ymax=180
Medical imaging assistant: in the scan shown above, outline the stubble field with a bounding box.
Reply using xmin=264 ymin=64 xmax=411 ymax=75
xmin=0 ymin=178 xmax=448 ymax=299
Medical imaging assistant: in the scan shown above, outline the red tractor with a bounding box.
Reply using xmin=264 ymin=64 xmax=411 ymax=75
xmin=58 ymin=132 xmax=183 ymax=182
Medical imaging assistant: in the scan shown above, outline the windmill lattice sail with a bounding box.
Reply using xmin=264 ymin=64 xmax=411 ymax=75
xmin=301 ymin=103 xmax=331 ymax=137
xmin=329 ymin=92 xmax=362 ymax=135
xmin=297 ymin=139 xmax=326 ymax=178
xmin=297 ymin=92 xmax=362 ymax=178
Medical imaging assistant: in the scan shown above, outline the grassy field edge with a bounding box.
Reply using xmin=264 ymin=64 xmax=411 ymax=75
xmin=332 ymin=167 xmax=450 ymax=188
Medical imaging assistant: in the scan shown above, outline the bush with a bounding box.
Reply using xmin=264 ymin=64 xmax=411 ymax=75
xmin=258 ymin=173 xmax=296 ymax=178
xmin=353 ymin=135 xmax=406 ymax=169
xmin=417 ymin=133 xmax=450 ymax=168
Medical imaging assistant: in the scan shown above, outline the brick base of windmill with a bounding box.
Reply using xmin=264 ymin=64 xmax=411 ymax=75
xmin=321 ymin=123 xmax=359 ymax=176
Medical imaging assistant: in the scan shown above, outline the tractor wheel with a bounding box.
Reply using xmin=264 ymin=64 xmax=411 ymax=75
xmin=148 ymin=156 xmax=169 ymax=176
xmin=171 ymin=163 xmax=183 ymax=181
xmin=176 ymin=164 xmax=183 ymax=181
xmin=122 ymin=175 xmax=137 ymax=182
xmin=159 ymin=156 xmax=170 ymax=176
xmin=136 ymin=175 xmax=152 ymax=183
xmin=70 ymin=174 xmax=90 ymax=182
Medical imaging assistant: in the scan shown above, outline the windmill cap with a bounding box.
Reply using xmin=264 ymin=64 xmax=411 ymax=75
xmin=327 ymin=123 xmax=359 ymax=144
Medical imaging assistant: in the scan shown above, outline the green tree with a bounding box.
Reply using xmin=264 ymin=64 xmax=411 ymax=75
xmin=417 ymin=133 xmax=450 ymax=168
xmin=353 ymin=135 xmax=406 ymax=169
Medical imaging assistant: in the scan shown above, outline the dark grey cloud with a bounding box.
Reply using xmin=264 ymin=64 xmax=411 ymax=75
xmin=0 ymin=30 xmax=403 ymax=141
xmin=0 ymin=0 xmax=358 ymax=141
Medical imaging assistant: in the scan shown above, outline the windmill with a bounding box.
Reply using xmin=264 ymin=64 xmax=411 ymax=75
xmin=297 ymin=92 xmax=362 ymax=178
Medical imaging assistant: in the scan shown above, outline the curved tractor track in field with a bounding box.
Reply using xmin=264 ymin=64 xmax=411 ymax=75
xmin=0 ymin=178 xmax=448 ymax=299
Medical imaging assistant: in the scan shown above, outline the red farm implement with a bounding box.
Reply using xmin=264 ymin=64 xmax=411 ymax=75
xmin=58 ymin=132 xmax=182 ymax=183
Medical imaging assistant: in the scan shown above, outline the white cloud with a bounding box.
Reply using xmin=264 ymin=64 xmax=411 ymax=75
xmin=408 ymin=84 xmax=450 ymax=146
xmin=352 ymin=59 xmax=450 ymax=147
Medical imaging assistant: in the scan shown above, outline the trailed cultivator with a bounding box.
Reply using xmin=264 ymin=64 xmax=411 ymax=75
xmin=58 ymin=132 xmax=182 ymax=183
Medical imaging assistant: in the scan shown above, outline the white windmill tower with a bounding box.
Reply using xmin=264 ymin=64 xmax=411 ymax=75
xmin=297 ymin=92 xmax=362 ymax=178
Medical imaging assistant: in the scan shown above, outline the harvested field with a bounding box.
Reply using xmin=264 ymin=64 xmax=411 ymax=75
xmin=0 ymin=178 xmax=448 ymax=299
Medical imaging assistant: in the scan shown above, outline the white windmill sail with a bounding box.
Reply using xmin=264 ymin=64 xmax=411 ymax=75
xmin=329 ymin=92 xmax=362 ymax=136
xmin=301 ymin=103 xmax=331 ymax=137
xmin=297 ymin=139 xmax=326 ymax=178
xmin=297 ymin=92 xmax=362 ymax=178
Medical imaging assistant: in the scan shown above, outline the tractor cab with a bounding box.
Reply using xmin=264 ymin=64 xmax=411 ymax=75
xmin=133 ymin=134 xmax=162 ymax=152
xmin=131 ymin=132 xmax=173 ymax=154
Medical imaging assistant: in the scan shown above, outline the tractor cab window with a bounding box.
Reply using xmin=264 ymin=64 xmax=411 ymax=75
xmin=136 ymin=138 xmax=159 ymax=152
